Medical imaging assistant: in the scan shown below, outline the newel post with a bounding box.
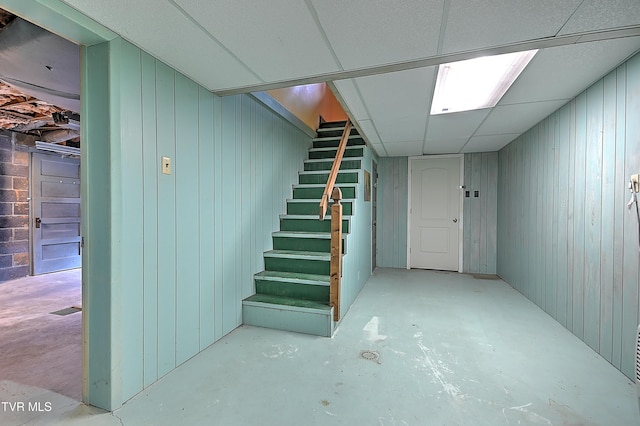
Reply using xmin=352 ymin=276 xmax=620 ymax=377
xmin=330 ymin=187 xmax=343 ymax=322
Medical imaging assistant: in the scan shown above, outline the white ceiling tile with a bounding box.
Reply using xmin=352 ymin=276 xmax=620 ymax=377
xmin=383 ymin=141 xmax=424 ymax=157
xmin=501 ymin=37 xmax=640 ymax=105
xmin=62 ymin=0 xmax=261 ymax=90
xmin=443 ymin=0 xmax=582 ymax=53
xmin=423 ymin=138 xmax=468 ymax=154
xmin=370 ymin=143 xmax=387 ymax=157
xmin=356 ymin=119 xmax=381 ymax=145
xmin=310 ymin=0 xmax=444 ymax=70
xmin=174 ymin=0 xmax=340 ymax=82
xmin=333 ymin=79 xmax=369 ymax=120
xmin=426 ymin=109 xmax=491 ymax=140
xmin=460 ymin=134 xmax=520 ymax=153
xmin=372 ymin=116 xmax=427 ymax=144
xmin=476 ymin=100 xmax=568 ymax=136
xmin=354 ymin=67 xmax=435 ymax=143
xmin=558 ymin=0 xmax=640 ymax=36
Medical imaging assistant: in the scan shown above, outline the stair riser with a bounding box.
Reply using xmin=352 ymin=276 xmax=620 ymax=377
xmin=273 ymin=236 xmax=345 ymax=253
xmin=304 ymin=159 xmax=361 ymax=171
xmin=316 ymin=127 xmax=359 ymax=138
xmin=265 ymin=257 xmax=329 ymax=275
xmin=312 ymin=137 xmax=365 ymax=148
xmin=298 ymin=172 xmax=358 ymax=185
xmin=287 ymin=201 xmax=353 ymax=215
xmin=280 ymin=218 xmax=350 ymax=233
xmin=242 ymin=303 xmax=333 ymax=337
xmin=319 ymin=120 xmax=347 ymax=129
xmin=309 ymin=148 xmax=364 ymax=160
xmin=294 ymin=186 xmax=356 ymax=199
xmin=255 ymin=279 xmax=329 ymax=302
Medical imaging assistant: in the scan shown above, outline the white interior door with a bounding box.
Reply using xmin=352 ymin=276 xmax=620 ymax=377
xmin=409 ymin=157 xmax=461 ymax=271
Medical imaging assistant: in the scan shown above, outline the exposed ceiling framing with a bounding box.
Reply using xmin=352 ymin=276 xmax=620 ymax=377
xmin=0 ymin=9 xmax=80 ymax=148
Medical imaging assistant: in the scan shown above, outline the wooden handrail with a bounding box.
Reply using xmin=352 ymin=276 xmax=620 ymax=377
xmin=329 ymin=187 xmax=343 ymax=322
xmin=318 ymin=119 xmax=351 ymax=323
xmin=319 ymin=119 xmax=351 ymax=221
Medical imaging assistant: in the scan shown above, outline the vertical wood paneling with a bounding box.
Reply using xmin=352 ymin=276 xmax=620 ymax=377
xmin=544 ymin=119 xmax=555 ymax=316
xmin=556 ymin=107 xmax=570 ymax=327
xmin=584 ymin=81 xmax=604 ymax=351
xmin=470 ymin=154 xmax=481 ymax=272
xmin=198 ymin=87 xmax=214 ymax=350
xmin=497 ymin=51 xmax=640 ymax=379
xmin=213 ymin=94 xmax=224 ymax=342
xmin=118 ymin=40 xmax=144 ymax=401
xmin=241 ymin=96 xmax=252 ymax=300
xmin=155 ymin=61 xmax=177 ymax=378
xmin=479 ymin=154 xmax=489 ymax=272
xmin=377 ymin=157 xmax=408 ymax=268
xmin=600 ymin=72 xmax=617 ymax=362
xmin=221 ymin=95 xmax=237 ymax=335
xmin=621 ymin=53 xmax=640 ymax=378
xmin=234 ymin=96 xmax=243 ymax=326
xmin=462 ymin=152 xmax=497 ymax=274
xmin=141 ymin=51 xmax=158 ymax=387
xmin=566 ymin=100 xmax=576 ymax=332
xmin=547 ymin=116 xmax=558 ymax=318
xmin=103 ymin=39 xmax=312 ymax=406
xmin=612 ymin=64 xmax=627 ymax=368
xmin=175 ymin=74 xmax=200 ymax=365
xmin=486 ymin=153 xmax=497 ymax=274
xmin=572 ymin=92 xmax=587 ymax=340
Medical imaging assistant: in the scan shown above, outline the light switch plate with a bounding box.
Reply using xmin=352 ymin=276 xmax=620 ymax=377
xmin=162 ymin=156 xmax=171 ymax=175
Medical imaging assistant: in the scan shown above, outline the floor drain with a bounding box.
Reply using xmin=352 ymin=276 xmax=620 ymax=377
xmin=360 ymin=350 xmax=380 ymax=363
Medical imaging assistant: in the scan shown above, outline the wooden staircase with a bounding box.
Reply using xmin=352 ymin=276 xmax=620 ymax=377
xmin=242 ymin=120 xmax=365 ymax=337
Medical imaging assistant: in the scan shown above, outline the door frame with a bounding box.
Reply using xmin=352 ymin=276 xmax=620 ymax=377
xmin=406 ymin=154 xmax=464 ymax=272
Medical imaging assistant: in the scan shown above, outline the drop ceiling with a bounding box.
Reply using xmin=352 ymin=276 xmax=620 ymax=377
xmin=13 ymin=0 xmax=640 ymax=156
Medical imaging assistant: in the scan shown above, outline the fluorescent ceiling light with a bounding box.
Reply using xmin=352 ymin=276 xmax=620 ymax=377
xmin=430 ymin=50 xmax=538 ymax=115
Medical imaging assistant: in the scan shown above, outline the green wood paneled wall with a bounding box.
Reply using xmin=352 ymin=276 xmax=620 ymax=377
xmin=84 ymin=38 xmax=310 ymax=409
xmin=497 ymin=51 xmax=640 ymax=379
xmin=376 ymin=157 xmax=408 ymax=268
xmin=463 ymin=152 xmax=498 ymax=274
xmin=340 ymin=147 xmax=376 ymax=317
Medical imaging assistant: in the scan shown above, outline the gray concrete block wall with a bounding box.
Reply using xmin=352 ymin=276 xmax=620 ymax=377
xmin=0 ymin=131 xmax=30 ymax=282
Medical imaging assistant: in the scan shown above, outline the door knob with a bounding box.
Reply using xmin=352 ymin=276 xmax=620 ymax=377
xmin=452 ymin=218 xmax=458 ymax=223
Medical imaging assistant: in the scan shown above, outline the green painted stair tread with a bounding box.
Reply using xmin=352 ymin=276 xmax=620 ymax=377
xmin=298 ymin=170 xmax=358 ymax=175
xmin=303 ymin=158 xmax=362 ymax=171
xmin=293 ymin=186 xmax=357 ymax=200
xmin=273 ymin=231 xmax=335 ymax=239
xmin=313 ymin=133 xmax=362 ymax=140
xmin=272 ymin=231 xmax=347 ymax=254
xmin=304 ymin=156 xmax=363 ymax=163
xmin=308 ymin=147 xmax=364 ymax=159
xmin=279 ymin=214 xmax=351 ymax=224
xmin=286 ymin=198 xmax=356 ymax=204
xmin=255 ymin=270 xmax=330 ymax=285
xmin=264 ymin=249 xmax=331 ymax=261
xmin=293 ymin=183 xmax=355 ymax=187
xmin=298 ymin=171 xmax=359 ymax=185
xmin=244 ymin=293 xmax=331 ymax=311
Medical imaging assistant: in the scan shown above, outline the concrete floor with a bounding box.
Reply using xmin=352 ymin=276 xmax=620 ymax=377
xmin=1 ymin=268 xmax=637 ymax=425
xmin=0 ymin=268 xmax=82 ymax=403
